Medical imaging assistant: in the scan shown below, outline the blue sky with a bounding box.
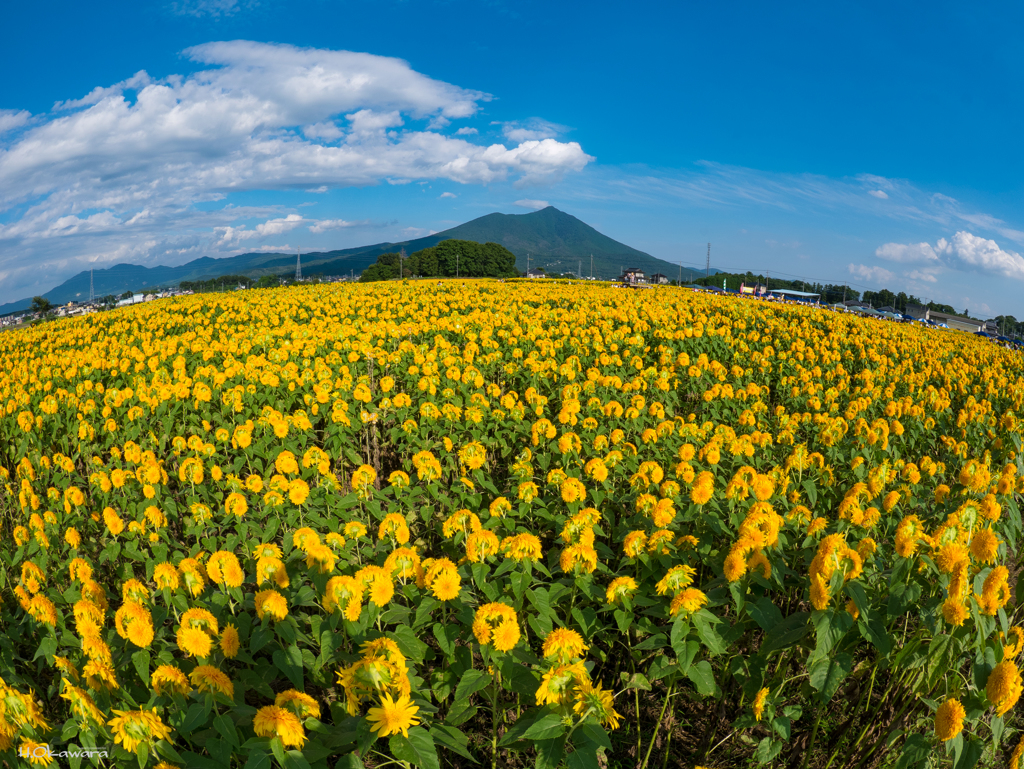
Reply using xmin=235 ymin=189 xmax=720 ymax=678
xmin=2 ymin=0 xmax=1024 ymax=316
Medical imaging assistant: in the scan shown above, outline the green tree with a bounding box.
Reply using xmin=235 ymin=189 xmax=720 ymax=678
xmin=30 ymin=296 xmax=53 ymax=315
xmin=255 ymin=275 xmax=281 ymax=289
xmin=359 ymin=253 xmax=402 ymax=282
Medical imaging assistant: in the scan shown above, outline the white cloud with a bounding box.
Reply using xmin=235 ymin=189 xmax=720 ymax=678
xmin=308 ymin=218 xmax=370 ymax=233
xmin=215 ymin=214 xmax=305 ymax=244
xmin=306 ymin=186 xmax=328 ymax=193
xmin=402 ymin=226 xmax=437 ymax=238
xmin=943 ymin=231 xmax=1024 ymax=280
xmin=455 ymin=127 xmax=478 ymax=135
xmin=848 ymin=263 xmax=896 ymax=283
xmin=868 ymin=190 xmax=888 ymax=199
xmin=502 ymin=118 xmax=568 ymax=143
xmin=303 ymin=122 xmax=344 ymax=141
xmin=514 ymin=199 xmax=550 ymax=210
xmin=169 ymin=0 xmax=250 ymax=17
xmin=439 ymin=192 xmax=456 ymax=199
xmin=874 ymin=241 xmax=940 ymax=263
xmin=906 ymin=269 xmax=939 ymax=283
xmin=0 ymin=41 xmax=592 ymax=303
xmin=0 ymin=110 xmax=32 ymax=134
xmin=346 ymin=109 xmax=404 ymax=135
xmin=876 ymin=231 xmax=1024 ymax=281
xmin=255 ymin=214 xmax=304 ymax=236
xmin=52 ymin=71 xmax=152 ymax=111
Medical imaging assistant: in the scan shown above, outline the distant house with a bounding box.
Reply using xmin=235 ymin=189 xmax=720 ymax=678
xmin=526 ymin=268 xmax=546 ymax=279
xmin=620 ymin=268 xmax=646 ymax=285
xmin=877 ymin=306 xmax=898 ymax=314
xmin=909 ymin=307 xmax=987 ymax=331
xmin=650 ymin=273 xmax=670 ymax=285
xmin=905 ymin=303 xmax=927 ymax=320
xmin=116 ymin=293 xmax=146 ymax=307
xmin=917 ymin=309 xmax=984 ymax=333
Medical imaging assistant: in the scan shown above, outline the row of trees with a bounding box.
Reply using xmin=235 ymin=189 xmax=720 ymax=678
xmin=690 ymin=272 xmax=961 ymax=315
xmin=989 ymin=315 xmax=1024 ymax=338
xmin=178 ymin=275 xmax=260 ymax=292
xmin=360 ymin=240 xmax=518 ymax=282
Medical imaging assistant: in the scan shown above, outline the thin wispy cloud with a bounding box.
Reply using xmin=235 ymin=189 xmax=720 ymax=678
xmin=514 ymin=199 xmax=549 ymax=210
xmin=572 ymin=162 xmax=1024 ymax=244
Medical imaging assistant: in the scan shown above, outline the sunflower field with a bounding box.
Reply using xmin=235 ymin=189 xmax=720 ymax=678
xmin=2 ymin=280 xmax=1024 ymax=769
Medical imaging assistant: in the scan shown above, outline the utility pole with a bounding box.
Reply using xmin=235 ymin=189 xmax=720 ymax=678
xmin=579 ymin=260 xmax=582 ymax=279
xmin=678 ymin=261 xmax=681 ymax=284
xmin=706 ymin=243 xmax=711 ymax=279
xmin=399 ymin=247 xmax=406 ymax=279
xmin=590 ymin=254 xmax=593 ymax=279
xmin=456 ymin=249 xmax=460 ymax=279
xmin=89 ymin=269 xmax=94 ymax=302
xmin=295 ymin=249 xmax=302 ymax=281
xmin=527 ymin=253 xmax=530 ymax=276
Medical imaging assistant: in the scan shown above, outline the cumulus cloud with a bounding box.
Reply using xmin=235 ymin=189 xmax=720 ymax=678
xmin=215 ymin=214 xmax=305 ymax=244
xmin=514 ymin=199 xmax=549 ymax=210
xmin=308 ymin=218 xmax=370 ymax=234
xmin=303 ymin=122 xmax=344 ymax=141
xmin=868 ymin=190 xmax=888 ymax=199
xmin=0 ymin=41 xmax=592 ymax=303
xmin=877 ymin=231 xmax=1024 ymax=280
xmin=439 ymin=192 xmax=456 ymax=199
xmin=848 ymin=263 xmax=896 ymax=283
xmin=874 ymin=241 xmax=940 ymax=263
xmin=941 ymin=231 xmax=1024 ymax=280
xmin=455 ymin=127 xmax=478 ymax=135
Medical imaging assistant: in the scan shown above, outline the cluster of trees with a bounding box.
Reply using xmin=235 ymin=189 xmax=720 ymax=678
xmin=990 ymin=315 xmax=1024 ymax=338
xmin=360 ymin=240 xmax=518 ymax=282
xmin=179 ymin=275 xmax=256 ymax=292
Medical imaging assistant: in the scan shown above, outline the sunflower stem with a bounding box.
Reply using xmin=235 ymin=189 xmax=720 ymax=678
xmin=490 ymin=665 xmax=500 ymax=769
xmin=639 ymin=681 xmax=673 ymax=769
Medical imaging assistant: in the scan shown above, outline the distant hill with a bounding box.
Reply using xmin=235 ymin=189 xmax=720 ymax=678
xmin=0 ymin=207 xmax=716 ymax=314
xmin=437 ymin=206 xmax=698 ymax=280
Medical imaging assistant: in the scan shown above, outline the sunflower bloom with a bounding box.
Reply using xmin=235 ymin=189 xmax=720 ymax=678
xmin=753 ymin=687 xmax=769 ymax=721
xmin=986 ymin=660 xmax=1023 ymax=716
xmin=108 ymin=708 xmax=174 ymax=754
xmin=254 ymin=705 xmax=306 ymax=748
xmin=934 ymin=698 xmax=965 ymax=741
xmin=366 ymin=693 xmax=421 ymax=738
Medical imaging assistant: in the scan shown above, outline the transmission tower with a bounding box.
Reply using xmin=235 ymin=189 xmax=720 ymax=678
xmin=295 ymin=249 xmax=302 ymax=281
